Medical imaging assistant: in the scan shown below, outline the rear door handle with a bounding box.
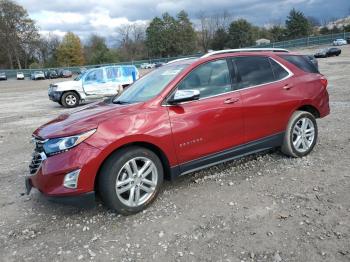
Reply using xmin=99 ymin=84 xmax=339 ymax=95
xmin=224 ymin=98 xmax=239 ymax=104
xmin=283 ymin=84 xmax=294 ymax=90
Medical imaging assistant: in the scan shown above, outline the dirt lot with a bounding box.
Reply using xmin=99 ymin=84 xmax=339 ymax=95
xmin=0 ymin=47 xmax=349 ymax=262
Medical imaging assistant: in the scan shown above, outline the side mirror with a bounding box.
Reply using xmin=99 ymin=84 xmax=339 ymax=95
xmin=168 ymin=89 xmax=200 ymax=104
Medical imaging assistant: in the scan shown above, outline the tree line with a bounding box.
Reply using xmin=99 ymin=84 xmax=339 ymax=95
xmin=1 ymin=0 xmax=349 ymax=69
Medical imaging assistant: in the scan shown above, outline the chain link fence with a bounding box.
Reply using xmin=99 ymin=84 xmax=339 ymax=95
xmin=252 ymin=31 xmax=350 ymax=49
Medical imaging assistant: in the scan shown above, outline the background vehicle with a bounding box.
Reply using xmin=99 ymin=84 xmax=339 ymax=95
xmin=140 ymin=63 xmax=155 ymax=69
xmin=333 ymin=39 xmax=347 ymax=46
xmin=155 ymin=62 xmax=165 ymax=68
xmin=346 ymin=37 xmax=350 ymax=44
xmin=31 ymin=71 xmax=45 ymax=80
xmin=28 ymin=49 xmax=330 ymax=215
xmin=49 ymin=70 xmax=58 ymax=79
xmin=62 ymin=70 xmax=73 ymax=78
xmin=314 ymin=47 xmax=341 ymax=58
xmin=16 ymin=72 xmax=25 ymax=80
xmin=48 ymin=65 xmax=139 ymax=108
xmin=0 ymin=72 xmax=7 ymax=80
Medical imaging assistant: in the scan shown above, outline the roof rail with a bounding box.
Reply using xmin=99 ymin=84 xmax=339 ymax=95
xmin=201 ymin=48 xmax=289 ymax=58
xmin=167 ymin=57 xmax=197 ymax=64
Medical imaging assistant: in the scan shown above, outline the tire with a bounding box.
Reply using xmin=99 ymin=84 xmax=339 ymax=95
xmin=98 ymin=146 xmax=164 ymax=215
xmin=281 ymin=111 xmax=318 ymax=158
xmin=61 ymin=91 xmax=79 ymax=108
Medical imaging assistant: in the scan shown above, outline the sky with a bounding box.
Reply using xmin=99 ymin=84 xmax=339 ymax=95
xmin=17 ymin=0 xmax=350 ymax=44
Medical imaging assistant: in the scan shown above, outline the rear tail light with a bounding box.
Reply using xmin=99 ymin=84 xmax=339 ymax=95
xmin=320 ymin=77 xmax=328 ymax=88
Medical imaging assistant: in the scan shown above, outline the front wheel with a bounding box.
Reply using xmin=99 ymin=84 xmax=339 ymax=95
xmin=98 ymin=146 xmax=164 ymax=215
xmin=281 ymin=111 xmax=318 ymax=158
xmin=61 ymin=92 xmax=79 ymax=108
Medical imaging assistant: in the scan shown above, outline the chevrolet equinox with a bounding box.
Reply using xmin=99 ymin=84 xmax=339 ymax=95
xmin=27 ymin=49 xmax=330 ymax=214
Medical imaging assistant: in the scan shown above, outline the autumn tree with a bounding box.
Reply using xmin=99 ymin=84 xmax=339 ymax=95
xmin=57 ymin=32 xmax=85 ymax=66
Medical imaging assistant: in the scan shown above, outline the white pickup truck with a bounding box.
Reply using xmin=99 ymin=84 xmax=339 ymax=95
xmin=48 ymin=65 xmax=139 ymax=107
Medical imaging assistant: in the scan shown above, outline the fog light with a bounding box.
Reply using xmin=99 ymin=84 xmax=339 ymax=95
xmin=63 ymin=169 xmax=80 ymax=189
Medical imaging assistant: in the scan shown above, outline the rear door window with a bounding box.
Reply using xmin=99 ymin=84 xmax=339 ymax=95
xmin=278 ymin=55 xmax=318 ymax=73
xmin=106 ymin=67 xmax=120 ymax=80
xmin=232 ymin=56 xmax=275 ymax=89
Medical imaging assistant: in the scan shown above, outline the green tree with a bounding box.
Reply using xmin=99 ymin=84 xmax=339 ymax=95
xmin=85 ymin=34 xmax=117 ymax=64
xmin=0 ymin=0 xmax=39 ymax=69
xmin=285 ymin=8 xmax=311 ymax=39
xmin=146 ymin=17 xmax=166 ymax=57
xmin=343 ymin=24 xmax=350 ymax=32
xmin=211 ymin=28 xmax=229 ymax=50
xmin=319 ymin=26 xmax=330 ymax=35
xmin=176 ymin=10 xmax=197 ymax=55
xmin=269 ymin=25 xmax=286 ymax=41
xmin=57 ymin=32 xmax=85 ymax=66
xmin=227 ymin=19 xmax=254 ymax=48
xmin=146 ymin=11 xmax=197 ymax=57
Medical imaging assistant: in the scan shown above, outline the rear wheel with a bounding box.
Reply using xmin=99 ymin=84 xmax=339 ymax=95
xmin=281 ymin=111 xmax=318 ymax=158
xmin=61 ymin=91 xmax=79 ymax=108
xmin=98 ymin=146 xmax=163 ymax=215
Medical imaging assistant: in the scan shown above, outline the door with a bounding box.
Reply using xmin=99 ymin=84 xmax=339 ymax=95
xmin=83 ymin=68 xmax=107 ymax=95
xmin=104 ymin=67 xmax=122 ymax=95
xmin=167 ymin=59 xmax=244 ymax=165
xmin=231 ymin=56 xmax=300 ymax=143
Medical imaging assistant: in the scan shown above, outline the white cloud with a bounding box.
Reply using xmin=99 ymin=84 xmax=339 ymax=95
xmin=16 ymin=0 xmax=349 ymax=42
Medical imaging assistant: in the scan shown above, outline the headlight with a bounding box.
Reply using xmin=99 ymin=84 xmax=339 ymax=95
xmin=50 ymin=84 xmax=58 ymax=92
xmin=43 ymin=129 xmax=96 ymax=156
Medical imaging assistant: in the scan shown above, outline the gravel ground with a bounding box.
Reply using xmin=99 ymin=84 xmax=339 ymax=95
xmin=0 ymin=47 xmax=349 ymax=262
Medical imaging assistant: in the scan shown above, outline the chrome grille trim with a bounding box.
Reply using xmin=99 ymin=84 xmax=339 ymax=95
xmin=29 ymin=136 xmax=48 ymax=175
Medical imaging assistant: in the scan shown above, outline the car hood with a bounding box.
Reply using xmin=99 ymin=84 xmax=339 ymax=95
xmin=33 ymin=101 xmax=143 ymax=139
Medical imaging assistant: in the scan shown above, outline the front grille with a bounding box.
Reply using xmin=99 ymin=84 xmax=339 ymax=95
xmin=29 ymin=137 xmax=47 ymax=175
xmin=29 ymin=152 xmax=44 ymax=175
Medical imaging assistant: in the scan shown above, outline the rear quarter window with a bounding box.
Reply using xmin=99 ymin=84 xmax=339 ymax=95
xmin=278 ymin=55 xmax=319 ymax=74
xmin=269 ymin=58 xmax=289 ymax=80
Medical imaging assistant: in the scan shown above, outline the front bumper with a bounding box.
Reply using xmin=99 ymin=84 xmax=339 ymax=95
xmin=48 ymin=91 xmax=63 ymax=102
xmin=26 ymin=142 xmax=102 ymax=206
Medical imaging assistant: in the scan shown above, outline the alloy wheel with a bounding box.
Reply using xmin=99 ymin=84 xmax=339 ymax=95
xmin=115 ymin=157 xmax=158 ymax=207
xmin=292 ymin=117 xmax=315 ymax=153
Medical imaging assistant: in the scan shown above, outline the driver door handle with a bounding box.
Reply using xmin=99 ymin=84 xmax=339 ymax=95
xmin=224 ymin=98 xmax=239 ymax=104
xmin=283 ymin=84 xmax=294 ymax=90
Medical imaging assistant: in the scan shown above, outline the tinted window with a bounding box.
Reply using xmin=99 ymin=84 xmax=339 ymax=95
xmin=269 ymin=58 xmax=289 ymax=80
xmin=178 ymin=59 xmax=231 ymax=98
xmin=233 ymin=56 xmax=275 ymax=89
xmin=279 ymin=55 xmax=318 ymax=73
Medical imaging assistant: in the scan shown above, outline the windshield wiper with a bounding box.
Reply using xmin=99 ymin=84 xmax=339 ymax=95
xmin=113 ymin=100 xmax=131 ymax=105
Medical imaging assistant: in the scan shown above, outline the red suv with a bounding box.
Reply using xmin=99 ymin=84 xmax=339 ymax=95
xmin=26 ymin=49 xmax=329 ymax=214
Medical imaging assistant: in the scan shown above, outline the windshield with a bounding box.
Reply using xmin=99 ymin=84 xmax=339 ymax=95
xmin=74 ymin=71 xmax=87 ymax=81
xmin=113 ymin=64 xmax=187 ymax=104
